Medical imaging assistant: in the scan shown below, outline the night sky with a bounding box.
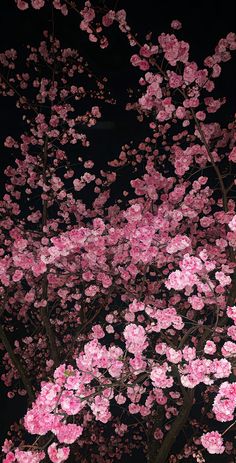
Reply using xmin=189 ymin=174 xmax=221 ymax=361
xmin=0 ymin=0 xmax=235 ymax=461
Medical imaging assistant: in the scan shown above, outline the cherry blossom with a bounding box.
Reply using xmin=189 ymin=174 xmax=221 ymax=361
xmin=1 ymin=2 xmax=236 ymax=463
xmin=201 ymin=431 xmax=225 ymax=454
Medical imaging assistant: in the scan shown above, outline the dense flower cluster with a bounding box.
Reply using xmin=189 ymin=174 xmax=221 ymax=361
xmin=213 ymin=381 xmax=236 ymax=422
xmin=201 ymin=431 xmax=225 ymax=454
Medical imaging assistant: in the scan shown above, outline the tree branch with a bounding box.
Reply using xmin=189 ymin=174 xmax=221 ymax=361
xmin=41 ymin=274 xmax=60 ymax=367
xmin=40 ymin=136 xmax=60 ymax=367
xmin=152 ymin=389 xmax=194 ymax=463
xmin=0 ymin=324 xmax=34 ymax=403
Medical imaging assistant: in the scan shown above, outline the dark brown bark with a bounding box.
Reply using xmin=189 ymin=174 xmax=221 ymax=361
xmin=150 ymin=389 xmax=194 ymax=463
xmin=0 ymin=324 xmax=34 ymax=403
xmin=40 ymin=136 xmax=60 ymax=368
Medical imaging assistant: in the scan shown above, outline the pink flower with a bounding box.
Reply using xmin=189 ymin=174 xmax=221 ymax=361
xmin=150 ymin=363 xmax=173 ymax=388
xmin=2 ymin=439 xmax=13 ymax=454
xmin=32 ymin=261 xmax=47 ymax=277
xmin=171 ymin=20 xmax=182 ymax=30
xmin=204 ymin=341 xmax=217 ymax=355
xmin=196 ymin=111 xmax=206 ymax=121
xmin=53 ymin=0 xmax=68 ymax=15
xmin=229 ymin=216 xmax=236 ymax=232
xmin=91 ymin=324 xmax=105 ymax=339
xmin=15 ymin=449 xmax=45 ymax=463
xmin=175 ymin=106 xmax=186 ymax=119
xmin=123 ymin=324 xmax=148 ymax=354
xmin=90 ymin=396 xmax=111 ymax=423
xmin=227 ymin=325 xmax=236 ymax=340
xmin=129 ymin=354 xmax=147 ymax=372
xmin=221 ymin=341 xmax=236 ymax=358
xmin=154 ymin=428 xmax=164 ymax=440
xmin=129 ymin=403 xmax=140 ymax=414
xmin=213 ymin=381 xmax=236 ymax=422
xmin=215 ymin=271 xmax=231 ymax=287
xmin=115 ymin=423 xmax=128 ymax=436
xmin=211 ymin=358 xmax=231 ymax=379
xmin=227 ymin=306 xmax=236 ymax=322
xmin=183 ymin=62 xmax=198 ymax=83
xmin=47 ymin=443 xmax=70 ymax=463
xmin=166 ymin=269 xmax=198 ymax=291
xmin=115 ymin=393 xmax=126 ymax=405
xmin=54 ymin=423 xmax=83 ymax=444
xmin=12 ymin=270 xmax=23 ymax=282
xmin=31 ymin=0 xmax=45 ymax=8
xmin=158 ymin=33 xmax=189 ymax=66
xmin=16 ymin=0 xmax=29 ymax=9
xmin=73 ymin=179 xmax=85 ymax=191
xmin=4 ymin=136 xmax=17 ymax=148
xmin=201 ymin=431 xmax=225 ymax=454
xmin=140 ymin=44 xmax=158 ymax=58
xmin=182 ymin=347 xmax=196 ymax=361
xmin=3 ymin=452 xmax=15 ymax=463
xmin=168 ymin=71 xmax=183 ymax=88
xmin=59 ymin=390 xmax=84 ymax=415
xmin=166 ymin=348 xmax=182 ymax=364
xmin=166 ymin=235 xmax=191 ymax=254
xmin=229 ymin=147 xmax=236 ymax=163
xmin=102 ymin=10 xmax=115 ymax=27
xmin=130 ymin=54 xmax=141 ymax=67
xmin=84 ymin=285 xmax=98 ymax=297
xmin=128 ymin=300 xmax=145 ymax=313
xmin=188 ymin=295 xmax=204 ymax=311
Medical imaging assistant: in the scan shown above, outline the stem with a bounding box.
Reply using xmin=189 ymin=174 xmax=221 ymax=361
xmin=152 ymin=389 xmax=194 ymax=463
xmin=0 ymin=324 xmax=34 ymax=403
xmin=222 ymin=419 xmax=236 ymax=436
xmin=0 ymin=72 xmax=38 ymax=114
xmin=41 ymin=274 xmax=60 ymax=367
xmin=189 ymin=107 xmax=228 ymax=212
xmin=40 ymin=136 xmax=60 ymax=367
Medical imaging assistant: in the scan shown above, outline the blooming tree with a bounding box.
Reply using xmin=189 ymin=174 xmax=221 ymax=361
xmin=0 ymin=2 xmax=236 ymax=463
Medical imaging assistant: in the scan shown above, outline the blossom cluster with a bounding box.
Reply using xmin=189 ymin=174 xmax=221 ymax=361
xmin=1 ymin=2 xmax=236 ymax=463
